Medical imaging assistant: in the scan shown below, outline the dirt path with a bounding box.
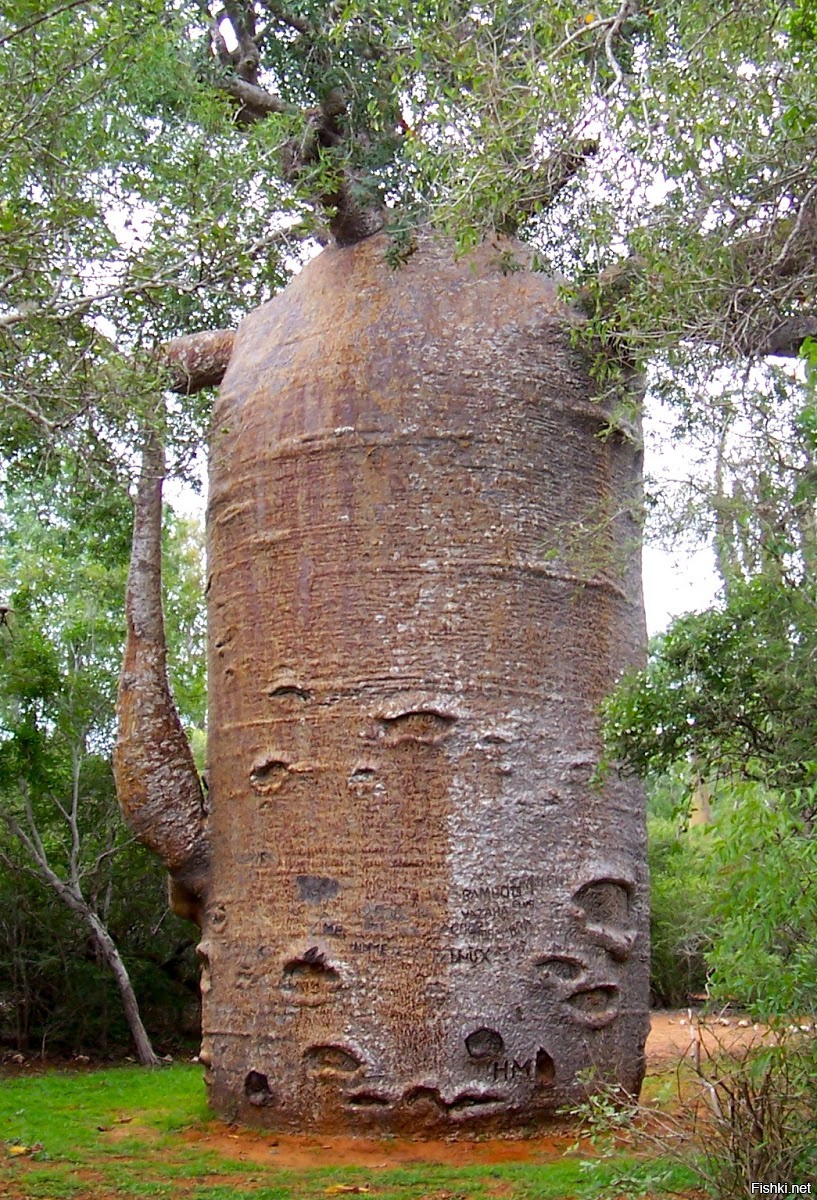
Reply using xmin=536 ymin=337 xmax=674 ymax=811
xmin=645 ymin=1008 xmax=768 ymax=1066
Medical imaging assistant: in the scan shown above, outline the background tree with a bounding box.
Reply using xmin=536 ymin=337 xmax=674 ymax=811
xmin=2 ymin=0 xmax=816 ymax=1081
xmin=0 ymin=462 xmax=205 ymax=1060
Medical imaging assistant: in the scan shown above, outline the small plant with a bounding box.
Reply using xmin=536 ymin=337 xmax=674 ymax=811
xmin=568 ymin=1024 xmax=817 ymax=1200
xmin=695 ymin=1033 xmax=817 ymax=1198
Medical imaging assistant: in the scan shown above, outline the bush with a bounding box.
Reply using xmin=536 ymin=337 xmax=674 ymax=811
xmin=706 ymin=782 xmax=817 ymax=1019
xmin=572 ymin=1030 xmax=817 ymax=1200
xmin=698 ymin=1035 xmax=817 ymax=1196
xmin=647 ymin=816 xmax=713 ymax=1007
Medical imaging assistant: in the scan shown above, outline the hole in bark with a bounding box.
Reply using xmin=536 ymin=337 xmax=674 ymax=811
xmin=535 ymin=1049 xmax=556 ymax=1088
xmin=250 ymin=758 xmax=291 ymax=793
xmin=209 ymin=905 xmax=227 ymax=931
xmin=448 ymin=1092 xmax=504 ymax=1110
xmin=350 ymin=763 xmax=377 ymax=777
xmin=296 ymin=875 xmax=340 ymax=904
xmin=566 ymin=985 xmax=620 ymax=1026
xmin=568 ymin=984 xmax=618 ymax=1012
xmin=268 ymin=683 xmax=311 ymax=700
xmin=573 ymin=878 xmax=637 ymax=961
xmin=196 ymin=942 xmax=212 ymax=995
xmin=213 ymin=628 xmax=233 ymax=653
xmin=403 ymin=1085 xmax=445 ymax=1109
xmin=537 ymin=955 xmax=584 ymax=982
xmin=283 ymin=947 xmax=339 ymax=983
xmin=304 ymin=1044 xmax=361 ymax=1073
xmin=346 ymin=1091 xmax=391 ymax=1107
xmin=573 ymin=879 xmax=632 ymax=926
xmin=244 ymin=1070 xmax=274 ymax=1107
xmin=465 ymin=1028 xmax=505 ymax=1060
xmin=378 ymin=709 xmax=456 ymax=745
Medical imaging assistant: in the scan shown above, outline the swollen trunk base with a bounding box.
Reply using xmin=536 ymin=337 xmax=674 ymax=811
xmin=203 ymin=235 xmax=649 ymax=1134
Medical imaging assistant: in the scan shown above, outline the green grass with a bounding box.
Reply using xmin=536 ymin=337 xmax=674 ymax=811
xmin=0 ymin=1066 xmax=698 ymax=1200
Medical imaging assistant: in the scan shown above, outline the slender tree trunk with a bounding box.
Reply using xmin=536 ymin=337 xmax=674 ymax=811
xmin=84 ymin=909 xmax=160 ymax=1067
xmin=2 ymin=812 xmax=160 ymax=1067
xmin=114 ymin=425 xmax=209 ymax=917
xmin=713 ymin=417 xmax=742 ymax=591
xmin=48 ymin=876 xmax=160 ymax=1066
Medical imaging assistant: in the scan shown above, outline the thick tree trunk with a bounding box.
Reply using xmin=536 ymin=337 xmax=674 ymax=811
xmin=114 ymin=428 xmax=210 ymax=921
xmin=200 ymin=233 xmax=650 ymax=1134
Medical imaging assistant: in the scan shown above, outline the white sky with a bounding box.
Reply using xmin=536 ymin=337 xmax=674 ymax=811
xmin=642 ymin=540 xmax=718 ymax=635
xmin=641 ymin=409 xmax=720 ymax=635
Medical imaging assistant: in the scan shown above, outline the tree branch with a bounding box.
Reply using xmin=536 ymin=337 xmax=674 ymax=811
xmin=158 ymin=328 xmax=236 ymax=393
xmin=579 ymin=252 xmax=817 ymax=361
xmin=0 ymin=223 xmax=291 ymax=333
xmin=503 ymin=138 xmax=598 ymax=232
xmin=218 ymin=73 xmax=296 ymax=119
xmin=221 ymin=0 xmax=261 ymax=82
xmin=603 ymin=0 xmax=634 ymax=93
xmin=745 ymin=315 xmax=817 ymax=358
xmin=0 ymin=0 xmax=90 ymax=47
xmin=257 ymin=0 xmax=316 ymax=37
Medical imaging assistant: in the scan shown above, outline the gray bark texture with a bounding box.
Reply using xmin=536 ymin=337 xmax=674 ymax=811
xmin=198 ymin=233 xmax=649 ymax=1134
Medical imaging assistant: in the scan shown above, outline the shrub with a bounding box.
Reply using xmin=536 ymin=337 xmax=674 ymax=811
xmin=647 ymin=816 xmax=712 ymax=1007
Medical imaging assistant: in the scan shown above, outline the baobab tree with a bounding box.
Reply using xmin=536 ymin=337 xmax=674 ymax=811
xmin=3 ymin=0 xmax=815 ymax=1132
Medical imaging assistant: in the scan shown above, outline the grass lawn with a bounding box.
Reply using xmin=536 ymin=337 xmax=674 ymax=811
xmin=0 ymin=1064 xmax=696 ymax=1200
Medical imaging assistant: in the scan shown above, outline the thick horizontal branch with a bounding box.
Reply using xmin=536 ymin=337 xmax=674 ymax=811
xmin=219 ymin=74 xmax=297 ymax=119
xmin=158 ymin=328 xmax=236 ymax=393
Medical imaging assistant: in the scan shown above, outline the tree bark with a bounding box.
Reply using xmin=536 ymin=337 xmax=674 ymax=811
xmin=114 ymin=425 xmax=210 ymax=920
xmin=201 ymin=233 xmax=649 ymax=1133
xmin=84 ymin=908 xmax=160 ymax=1066
xmin=159 ymin=329 xmax=235 ymax=394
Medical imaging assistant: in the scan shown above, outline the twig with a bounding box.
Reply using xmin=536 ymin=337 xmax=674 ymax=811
xmin=603 ymin=0 xmax=633 ymax=94
xmin=0 ymin=0 xmax=90 ymax=47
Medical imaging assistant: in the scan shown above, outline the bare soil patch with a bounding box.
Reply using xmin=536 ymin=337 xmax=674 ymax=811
xmin=644 ymin=1008 xmax=769 ymax=1067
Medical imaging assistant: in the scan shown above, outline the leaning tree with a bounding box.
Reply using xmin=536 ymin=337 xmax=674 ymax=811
xmin=3 ymin=0 xmax=816 ymax=1132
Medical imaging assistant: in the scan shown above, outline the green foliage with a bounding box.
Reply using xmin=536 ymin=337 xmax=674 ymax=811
xmin=0 ymin=0 xmax=293 ymax=475
xmin=706 ymin=784 xmax=817 ymax=1018
xmin=0 ymin=463 xmax=205 ymax=1055
xmin=647 ymin=815 xmax=712 ymax=1007
xmin=602 ymin=574 xmax=817 ymax=787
